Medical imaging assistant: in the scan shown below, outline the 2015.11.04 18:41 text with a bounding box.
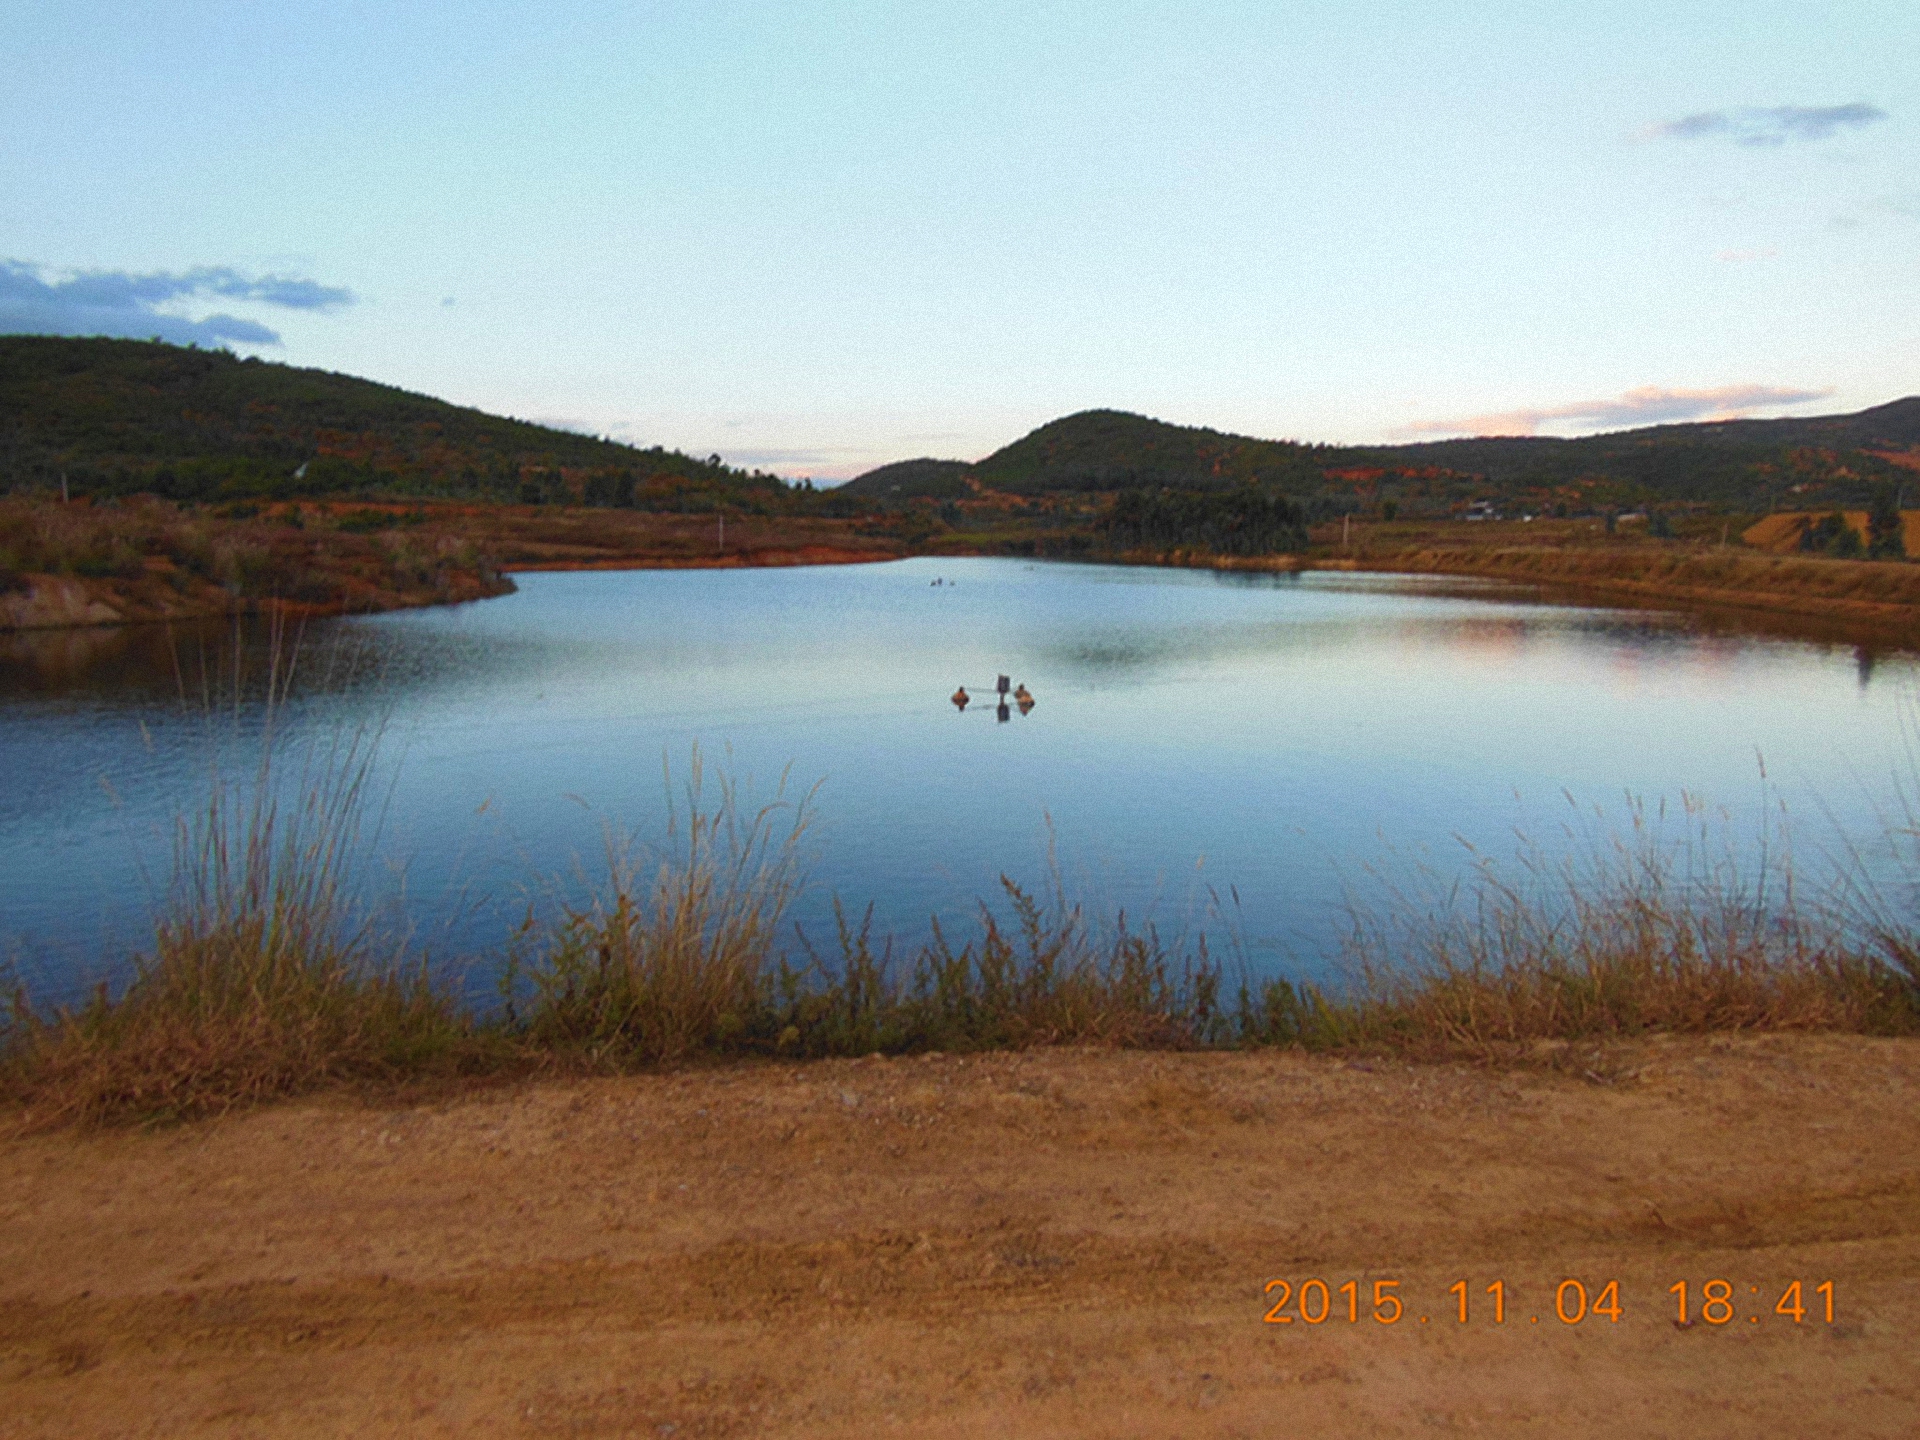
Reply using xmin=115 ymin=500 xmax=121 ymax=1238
xmin=1261 ymin=1279 xmax=1838 ymax=1327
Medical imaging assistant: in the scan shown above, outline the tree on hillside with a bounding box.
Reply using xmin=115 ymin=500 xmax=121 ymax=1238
xmin=1802 ymin=512 xmax=1865 ymax=558
xmin=1868 ymin=483 xmax=1906 ymax=560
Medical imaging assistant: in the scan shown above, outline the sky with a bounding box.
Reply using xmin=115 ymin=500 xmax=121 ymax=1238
xmin=2 ymin=1 xmax=1915 ymax=480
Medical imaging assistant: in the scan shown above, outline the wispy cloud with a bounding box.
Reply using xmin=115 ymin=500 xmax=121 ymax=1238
xmin=1646 ymin=103 xmax=1887 ymax=147
xmin=719 ymin=447 xmax=842 ymax=468
xmin=1401 ymin=384 xmax=1832 ymax=439
xmin=0 ymin=260 xmax=355 ymax=346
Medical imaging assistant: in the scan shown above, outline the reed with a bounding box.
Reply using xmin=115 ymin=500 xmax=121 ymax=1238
xmin=506 ymin=754 xmax=815 ymax=1063
xmin=1309 ymin=790 xmax=1909 ymax=1059
xmin=7 ymin=744 xmax=1920 ymax=1129
xmin=3 ymin=674 xmax=488 ymax=1126
xmin=768 ymin=881 xmax=1226 ymax=1057
xmin=503 ymin=756 xmax=1228 ymax=1060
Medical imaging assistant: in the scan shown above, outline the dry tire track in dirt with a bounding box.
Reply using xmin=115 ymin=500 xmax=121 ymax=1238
xmin=3 ymin=1036 xmax=1917 ymax=1437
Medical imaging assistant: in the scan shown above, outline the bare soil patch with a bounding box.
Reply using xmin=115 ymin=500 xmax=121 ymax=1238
xmin=3 ymin=1035 xmax=1916 ymax=1437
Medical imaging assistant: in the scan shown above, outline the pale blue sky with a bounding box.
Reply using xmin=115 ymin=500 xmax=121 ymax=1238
xmin=3 ymin=1 xmax=1914 ymax=477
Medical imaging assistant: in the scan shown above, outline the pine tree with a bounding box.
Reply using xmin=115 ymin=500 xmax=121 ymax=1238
xmin=1868 ymin=483 xmax=1906 ymax=560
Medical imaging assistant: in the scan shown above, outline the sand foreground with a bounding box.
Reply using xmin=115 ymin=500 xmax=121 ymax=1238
xmin=3 ymin=1035 xmax=1916 ymax=1437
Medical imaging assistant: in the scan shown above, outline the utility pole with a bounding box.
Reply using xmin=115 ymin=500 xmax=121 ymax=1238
xmin=718 ymin=512 xmax=725 ymax=551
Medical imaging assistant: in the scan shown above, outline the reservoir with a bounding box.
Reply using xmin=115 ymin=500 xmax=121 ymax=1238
xmin=2 ymin=556 xmax=1913 ymax=1001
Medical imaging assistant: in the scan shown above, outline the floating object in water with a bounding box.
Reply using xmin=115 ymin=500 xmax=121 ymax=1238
xmin=950 ymin=678 xmax=1035 ymax=716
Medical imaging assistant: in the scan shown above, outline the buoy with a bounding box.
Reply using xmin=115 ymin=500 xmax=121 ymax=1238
xmin=951 ymin=686 xmax=969 ymax=710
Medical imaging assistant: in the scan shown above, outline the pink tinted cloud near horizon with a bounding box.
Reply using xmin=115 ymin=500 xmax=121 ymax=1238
xmin=1400 ymin=383 xmax=1833 ymax=439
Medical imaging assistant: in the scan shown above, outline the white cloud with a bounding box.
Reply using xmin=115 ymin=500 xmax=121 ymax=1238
xmin=1401 ymin=383 xmax=1832 ymax=439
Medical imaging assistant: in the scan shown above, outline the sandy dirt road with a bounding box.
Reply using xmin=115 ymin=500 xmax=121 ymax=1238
xmin=3 ymin=1035 xmax=1917 ymax=1438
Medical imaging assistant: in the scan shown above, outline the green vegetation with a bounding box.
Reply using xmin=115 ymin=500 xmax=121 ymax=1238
xmin=848 ymin=458 xmax=972 ymax=500
xmin=840 ymin=398 xmax=1920 ymax=525
xmin=1869 ymin=483 xmax=1907 ymax=559
xmin=1803 ymin=512 xmax=1867 ymax=558
xmin=0 ymin=336 xmax=794 ymax=511
xmin=1101 ymin=484 xmax=1309 ymax=556
xmin=8 ymin=337 xmax=1917 ymax=574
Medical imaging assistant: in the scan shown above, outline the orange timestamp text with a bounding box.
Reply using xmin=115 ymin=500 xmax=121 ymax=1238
xmin=1261 ymin=1278 xmax=1838 ymax=1328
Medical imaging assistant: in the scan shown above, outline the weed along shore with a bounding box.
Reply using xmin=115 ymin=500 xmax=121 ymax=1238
xmin=4 ymin=728 xmax=1920 ymax=1432
xmin=6 ymin=741 xmax=1919 ymax=1128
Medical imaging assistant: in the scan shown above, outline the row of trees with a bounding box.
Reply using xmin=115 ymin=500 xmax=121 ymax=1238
xmin=1101 ymin=484 xmax=1309 ymax=555
xmin=1798 ymin=485 xmax=1907 ymax=560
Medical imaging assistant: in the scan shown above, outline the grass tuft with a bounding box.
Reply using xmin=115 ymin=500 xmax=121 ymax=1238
xmin=6 ymin=740 xmax=1920 ymax=1129
xmin=1325 ymin=792 xmax=1912 ymax=1058
xmin=3 ymin=697 xmax=489 ymax=1127
xmin=507 ymin=755 xmax=815 ymax=1063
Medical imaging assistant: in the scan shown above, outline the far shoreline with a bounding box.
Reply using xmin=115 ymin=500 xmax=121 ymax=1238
xmin=7 ymin=492 xmax=1920 ymax=652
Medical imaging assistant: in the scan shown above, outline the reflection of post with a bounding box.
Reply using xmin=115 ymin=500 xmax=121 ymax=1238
xmin=997 ymin=700 xmax=1010 ymax=723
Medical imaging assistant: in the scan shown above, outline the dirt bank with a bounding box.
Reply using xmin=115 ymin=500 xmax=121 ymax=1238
xmin=0 ymin=499 xmax=906 ymax=632
xmin=4 ymin=1035 xmax=1915 ymax=1437
xmin=1346 ymin=543 xmax=1920 ymax=639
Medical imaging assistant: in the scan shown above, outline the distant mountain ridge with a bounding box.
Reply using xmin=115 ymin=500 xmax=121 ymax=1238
xmin=0 ymin=335 xmax=780 ymax=504
xmin=843 ymin=399 xmax=1920 ymax=511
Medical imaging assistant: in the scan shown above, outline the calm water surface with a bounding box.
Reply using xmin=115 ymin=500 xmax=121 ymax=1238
xmin=3 ymin=557 xmax=1914 ymax=999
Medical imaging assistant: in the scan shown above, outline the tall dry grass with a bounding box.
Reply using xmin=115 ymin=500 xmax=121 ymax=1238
xmin=507 ymin=755 xmax=816 ymax=1062
xmin=771 ymin=881 xmax=1227 ymax=1057
xmin=3 ymin=664 xmax=488 ymax=1126
xmin=505 ymin=760 xmax=1228 ymax=1062
xmin=8 ymin=732 xmax=1920 ymax=1128
xmin=1317 ymin=790 xmax=1916 ymax=1059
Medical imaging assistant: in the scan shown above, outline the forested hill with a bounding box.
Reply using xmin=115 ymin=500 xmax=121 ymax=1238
xmin=0 ymin=335 xmax=784 ymax=506
xmin=843 ymin=399 xmax=1920 ymax=513
xmin=843 ymin=410 xmax=1320 ymax=498
xmin=1359 ymin=397 xmax=1920 ymax=495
